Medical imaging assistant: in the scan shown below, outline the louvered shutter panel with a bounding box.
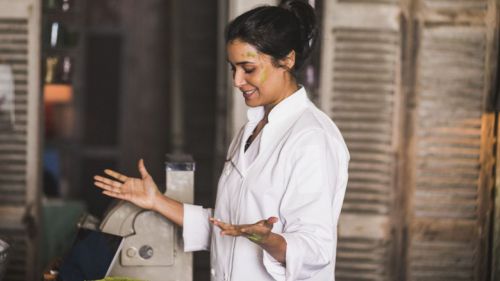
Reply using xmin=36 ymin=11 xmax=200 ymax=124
xmin=320 ymin=1 xmax=403 ymax=280
xmin=0 ymin=0 xmax=41 ymax=280
xmin=407 ymin=1 xmax=495 ymax=280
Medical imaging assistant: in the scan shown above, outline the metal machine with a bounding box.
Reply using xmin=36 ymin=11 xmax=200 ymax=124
xmin=78 ymin=155 xmax=194 ymax=281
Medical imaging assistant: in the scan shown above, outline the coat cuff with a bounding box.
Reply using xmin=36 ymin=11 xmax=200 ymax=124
xmin=262 ymin=250 xmax=285 ymax=279
xmin=182 ymin=203 xmax=212 ymax=252
xmin=282 ymin=232 xmax=304 ymax=280
xmin=262 ymin=233 xmax=286 ymax=280
xmin=263 ymin=232 xmax=329 ymax=280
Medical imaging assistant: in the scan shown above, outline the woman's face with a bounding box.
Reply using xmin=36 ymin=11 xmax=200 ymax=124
xmin=227 ymin=39 xmax=295 ymax=109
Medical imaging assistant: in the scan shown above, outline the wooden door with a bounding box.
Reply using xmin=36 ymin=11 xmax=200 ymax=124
xmin=406 ymin=0 xmax=497 ymax=280
xmin=0 ymin=0 xmax=41 ymax=280
xmin=320 ymin=0 xmax=498 ymax=280
xmin=320 ymin=0 xmax=404 ymax=280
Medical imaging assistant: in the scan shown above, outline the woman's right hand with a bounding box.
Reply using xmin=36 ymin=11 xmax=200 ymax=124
xmin=93 ymin=159 xmax=161 ymax=210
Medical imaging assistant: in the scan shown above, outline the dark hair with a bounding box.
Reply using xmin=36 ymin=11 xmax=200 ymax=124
xmin=226 ymin=0 xmax=318 ymax=73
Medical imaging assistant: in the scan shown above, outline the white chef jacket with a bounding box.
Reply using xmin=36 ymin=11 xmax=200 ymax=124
xmin=183 ymin=87 xmax=349 ymax=281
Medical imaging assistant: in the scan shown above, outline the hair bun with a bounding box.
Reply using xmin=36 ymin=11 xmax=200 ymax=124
xmin=279 ymin=0 xmax=318 ymax=57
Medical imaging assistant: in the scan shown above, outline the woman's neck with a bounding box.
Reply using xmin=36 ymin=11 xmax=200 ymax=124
xmin=263 ymin=82 xmax=300 ymax=117
xmin=251 ymin=82 xmax=299 ymax=146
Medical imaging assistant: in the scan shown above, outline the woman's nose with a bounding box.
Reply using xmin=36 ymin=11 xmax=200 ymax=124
xmin=233 ymin=69 xmax=246 ymax=87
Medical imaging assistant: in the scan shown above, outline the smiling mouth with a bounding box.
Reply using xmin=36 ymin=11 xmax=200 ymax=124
xmin=242 ymin=89 xmax=257 ymax=99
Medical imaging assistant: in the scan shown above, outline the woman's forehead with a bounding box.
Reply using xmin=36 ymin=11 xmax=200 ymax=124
xmin=227 ymin=40 xmax=258 ymax=55
xmin=226 ymin=40 xmax=268 ymax=63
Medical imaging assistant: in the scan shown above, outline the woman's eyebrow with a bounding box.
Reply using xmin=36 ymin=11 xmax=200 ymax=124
xmin=226 ymin=60 xmax=254 ymax=66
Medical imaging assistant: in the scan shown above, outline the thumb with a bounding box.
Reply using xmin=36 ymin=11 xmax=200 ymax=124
xmin=265 ymin=217 xmax=278 ymax=227
xmin=138 ymin=158 xmax=150 ymax=179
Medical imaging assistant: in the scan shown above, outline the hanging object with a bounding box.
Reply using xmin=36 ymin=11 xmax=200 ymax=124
xmin=0 ymin=64 xmax=15 ymax=127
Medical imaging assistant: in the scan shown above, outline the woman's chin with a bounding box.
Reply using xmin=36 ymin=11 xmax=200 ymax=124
xmin=244 ymin=99 xmax=261 ymax=107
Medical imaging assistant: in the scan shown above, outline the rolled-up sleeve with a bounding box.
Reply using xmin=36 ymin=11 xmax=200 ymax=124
xmin=182 ymin=203 xmax=213 ymax=252
xmin=263 ymin=129 xmax=338 ymax=280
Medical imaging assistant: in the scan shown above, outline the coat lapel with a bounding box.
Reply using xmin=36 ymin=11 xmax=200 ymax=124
xmin=228 ymin=88 xmax=310 ymax=178
xmin=227 ymin=127 xmax=245 ymax=177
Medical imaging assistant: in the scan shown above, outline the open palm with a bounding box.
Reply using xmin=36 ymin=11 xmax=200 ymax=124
xmin=210 ymin=217 xmax=278 ymax=243
xmin=93 ymin=159 xmax=160 ymax=210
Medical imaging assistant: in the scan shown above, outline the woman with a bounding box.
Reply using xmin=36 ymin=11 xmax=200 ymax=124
xmin=94 ymin=1 xmax=349 ymax=280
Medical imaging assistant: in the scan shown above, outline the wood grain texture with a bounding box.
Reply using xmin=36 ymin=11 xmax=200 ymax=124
xmin=408 ymin=22 xmax=491 ymax=281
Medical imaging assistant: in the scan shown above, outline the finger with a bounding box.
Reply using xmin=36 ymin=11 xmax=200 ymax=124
xmin=94 ymin=175 xmax=122 ymax=189
xmin=211 ymin=219 xmax=232 ymax=230
xmin=212 ymin=220 xmax=243 ymax=235
xmin=240 ymin=225 xmax=262 ymax=235
xmin=138 ymin=159 xmax=150 ymax=179
xmin=235 ymin=223 xmax=253 ymax=233
xmin=103 ymin=169 xmax=129 ymax=182
xmin=221 ymin=228 xmax=243 ymax=236
xmin=94 ymin=181 xmax=121 ymax=194
xmin=209 ymin=218 xmax=223 ymax=229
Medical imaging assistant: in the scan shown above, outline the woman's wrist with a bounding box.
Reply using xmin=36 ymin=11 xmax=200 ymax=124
xmin=149 ymin=191 xmax=184 ymax=226
xmin=258 ymin=232 xmax=287 ymax=264
xmin=151 ymin=190 xmax=163 ymax=211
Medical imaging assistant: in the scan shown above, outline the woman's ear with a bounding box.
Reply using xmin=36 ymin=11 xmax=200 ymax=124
xmin=279 ymin=50 xmax=296 ymax=71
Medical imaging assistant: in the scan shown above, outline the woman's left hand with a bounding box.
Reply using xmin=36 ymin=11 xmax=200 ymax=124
xmin=210 ymin=217 xmax=278 ymax=244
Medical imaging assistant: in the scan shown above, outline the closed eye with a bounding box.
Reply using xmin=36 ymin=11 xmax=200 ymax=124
xmin=243 ymin=68 xmax=255 ymax=74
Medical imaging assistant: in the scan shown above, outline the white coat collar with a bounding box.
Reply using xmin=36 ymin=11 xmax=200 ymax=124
xmin=229 ymin=87 xmax=310 ymax=177
xmin=268 ymin=86 xmax=309 ymax=123
xmin=244 ymin=86 xmax=309 ymax=124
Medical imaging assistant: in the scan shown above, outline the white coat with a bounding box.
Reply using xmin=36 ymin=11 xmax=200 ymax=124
xmin=182 ymin=88 xmax=349 ymax=281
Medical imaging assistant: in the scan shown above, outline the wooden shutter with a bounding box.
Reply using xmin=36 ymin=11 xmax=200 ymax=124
xmin=0 ymin=0 xmax=41 ymax=280
xmin=407 ymin=0 xmax=496 ymax=280
xmin=320 ymin=1 xmax=403 ymax=280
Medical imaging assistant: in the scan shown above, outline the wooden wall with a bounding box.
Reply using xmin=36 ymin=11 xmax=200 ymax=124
xmin=319 ymin=0 xmax=499 ymax=280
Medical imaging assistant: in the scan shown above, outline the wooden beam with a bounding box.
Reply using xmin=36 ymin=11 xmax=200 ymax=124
xmin=478 ymin=113 xmax=496 ymax=281
xmin=493 ymin=113 xmax=500 ymax=281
